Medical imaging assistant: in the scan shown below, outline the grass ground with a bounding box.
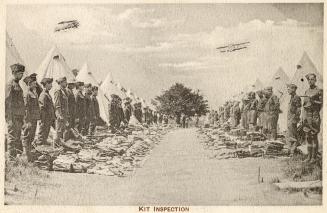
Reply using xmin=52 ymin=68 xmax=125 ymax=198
xmin=4 ymin=156 xmax=56 ymax=205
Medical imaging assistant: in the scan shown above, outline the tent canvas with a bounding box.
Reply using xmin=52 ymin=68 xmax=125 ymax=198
xmin=6 ymin=32 xmax=29 ymax=94
xmin=269 ymin=67 xmax=290 ymax=100
xmin=291 ymin=51 xmax=323 ymax=96
xmin=100 ymin=72 xmax=127 ymax=100
xmin=76 ymin=63 xmax=109 ymax=124
xmin=268 ymin=67 xmax=290 ymax=132
xmin=35 ymin=45 xmax=76 ymax=97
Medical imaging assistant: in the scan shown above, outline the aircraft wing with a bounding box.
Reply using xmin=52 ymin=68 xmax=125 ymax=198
xmin=232 ymin=42 xmax=250 ymax=46
xmin=231 ymin=46 xmax=247 ymax=51
xmin=216 ymin=45 xmax=229 ymax=49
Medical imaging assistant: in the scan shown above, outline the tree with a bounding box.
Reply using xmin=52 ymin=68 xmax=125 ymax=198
xmin=155 ymin=83 xmax=209 ymax=117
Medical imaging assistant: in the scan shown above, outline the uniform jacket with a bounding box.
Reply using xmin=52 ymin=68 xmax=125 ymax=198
xmin=35 ymin=83 xmax=43 ymax=97
xmin=5 ymin=79 xmax=25 ymax=120
xmin=264 ymin=95 xmax=280 ymax=115
xmin=75 ymin=91 xmax=86 ymax=119
xmin=66 ymin=88 xmax=76 ymax=120
xmin=54 ymin=88 xmax=69 ymax=120
xmin=24 ymin=89 xmax=40 ymax=122
xmin=84 ymin=93 xmax=92 ymax=119
xmin=303 ymin=86 xmax=323 ymax=112
xmin=39 ymin=90 xmax=56 ymax=122
xmin=89 ymin=95 xmax=99 ymax=121
xmin=287 ymin=94 xmax=301 ymax=124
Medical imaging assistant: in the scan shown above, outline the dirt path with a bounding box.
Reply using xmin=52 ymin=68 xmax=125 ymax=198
xmin=12 ymin=128 xmax=321 ymax=205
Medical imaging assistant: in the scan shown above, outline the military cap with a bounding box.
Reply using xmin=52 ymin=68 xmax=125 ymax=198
xmin=75 ymin=81 xmax=84 ymax=87
xmin=256 ymin=90 xmax=263 ymax=95
xmin=67 ymin=79 xmax=76 ymax=85
xmin=10 ymin=63 xmax=25 ymax=74
xmin=40 ymin=78 xmax=53 ymax=86
xmin=23 ymin=76 xmax=33 ymax=85
xmin=56 ymin=77 xmax=67 ymax=84
xmin=29 ymin=73 xmax=38 ymax=80
xmin=305 ymin=73 xmax=316 ymax=80
xmin=85 ymin=83 xmax=92 ymax=88
xmin=286 ymin=83 xmax=297 ymax=90
xmin=92 ymin=86 xmax=98 ymax=91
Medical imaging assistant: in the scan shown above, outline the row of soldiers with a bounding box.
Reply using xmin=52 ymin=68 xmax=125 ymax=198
xmin=209 ymin=73 xmax=323 ymax=163
xmin=5 ymin=63 xmax=101 ymax=161
xmin=108 ymin=94 xmax=169 ymax=132
xmin=5 ymin=63 xmax=171 ymax=161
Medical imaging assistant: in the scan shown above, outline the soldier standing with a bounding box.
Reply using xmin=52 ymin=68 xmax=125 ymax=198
xmin=194 ymin=113 xmax=200 ymax=127
xmin=22 ymin=76 xmax=40 ymax=161
xmin=123 ymin=98 xmax=132 ymax=123
xmin=36 ymin=78 xmax=55 ymax=146
xmin=286 ymin=84 xmax=301 ymax=157
xmin=158 ymin=113 xmax=163 ymax=124
xmin=54 ymin=77 xmax=70 ymax=143
xmin=256 ymin=90 xmax=267 ymax=133
xmin=240 ymin=96 xmax=250 ymax=130
xmin=83 ymin=83 xmax=93 ymax=135
xmin=232 ymin=101 xmax=241 ymax=127
xmin=248 ymin=92 xmax=258 ymax=131
xmin=302 ymin=73 xmax=323 ymax=163
xmin=89 ymin=86 xmax=100 ymax=136
xmin=29 ymin=73 xmax=43 ymax=97
xmin=133 ymin=102 xmax=143 ymax=123
xmin=5 ymin=64 xmax=26 ymax=158
xmin=66 ymin=81 xmax=76 ymax=132
xmin=153 ymin=111 xmax=158 ymax=124
xmin=75 ymin=82 xmax=85 ymax=134
xmin=264 ymin=87 xmax=280 ymax=140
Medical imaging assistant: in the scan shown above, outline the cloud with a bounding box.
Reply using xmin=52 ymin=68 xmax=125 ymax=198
xmin=11 ymin=6 xmax=115 ymax=45
xmin=159 ymin=61 xmax=208 ymax=70
xmin=118 ymin=7 xmax=167 ymax=29
xmin=101 ymin=42 xmax=173 ymax=53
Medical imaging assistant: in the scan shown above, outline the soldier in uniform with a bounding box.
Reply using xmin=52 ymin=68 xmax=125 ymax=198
xmin=54 ymin=77 xmax=70 ymax=143
xmin=36 ymin=78 xmax=55 ymax=146
xmin=29 ymin=73 xmax=43 ymax=97
xmin=256 ymin=90 xmax=267 ymax=133
xmin=264 ymin=87 xmax=280 ymax=140
xmin=158 ymin=113 xmax=163 ymax=124
xmin=248 ymin=92 xmax=258 ymax=131
xmin=123 ymin=98 xmax=132 ymax=123
xmin=89 ymin=86 xmax=100 ymax=136
xmin=75 ymin=81 xmax=86 ymax=134
xmin=240 ymin=96 xmax=250 ymax=130
xmin=5 ymin=63 xmax=26 ymax=158
xmin=22 ymin=76 xmax=40 ymax=161
xmin=66 ymin=81 xmax=76 ymax=132
xmin=108 ymin=94 xmax=122 ymax=132
xmin=83 ymin=83 xmax=93 ymax=135
xmin=153 ymin=111 xmax=158 ymax=124
xmin=232 ymin=101 xmax=241 ymax=127
xmin=133 ymin=102 xmax=143 ymax=123
xmin=302 ymin=73 xmax=323 ymax=163
xmin=286 ymin=84 xmax=302 ymax=157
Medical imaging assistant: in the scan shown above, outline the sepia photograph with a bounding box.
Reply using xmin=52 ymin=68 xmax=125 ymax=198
xmin=2 ymin=1 xmax=324 ymax=208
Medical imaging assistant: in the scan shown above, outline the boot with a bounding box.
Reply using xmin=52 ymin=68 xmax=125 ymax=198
xmin=309 ymin=146 xmax=317 ymax=163
xmin=22 ymin=146 xmax=30 ymax=162
xmin=303 ymin=146 xmax=312 ymax=163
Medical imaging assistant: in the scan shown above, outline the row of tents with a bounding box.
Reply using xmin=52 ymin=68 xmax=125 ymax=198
xmin=231 ymin=51 xmax=323 ymax=132
xmin=6 ymin=32 xmax=157 ymax=125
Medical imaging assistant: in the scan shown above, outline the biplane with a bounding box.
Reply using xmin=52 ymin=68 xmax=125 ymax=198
xmin=216 ymin=42 xmax=250 ymax=53
xmin=54 ymin=20 xmax=80 ymax=32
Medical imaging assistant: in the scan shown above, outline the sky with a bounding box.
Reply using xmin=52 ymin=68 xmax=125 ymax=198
xmin=6 ymin=3 xmax=323 ymax=108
